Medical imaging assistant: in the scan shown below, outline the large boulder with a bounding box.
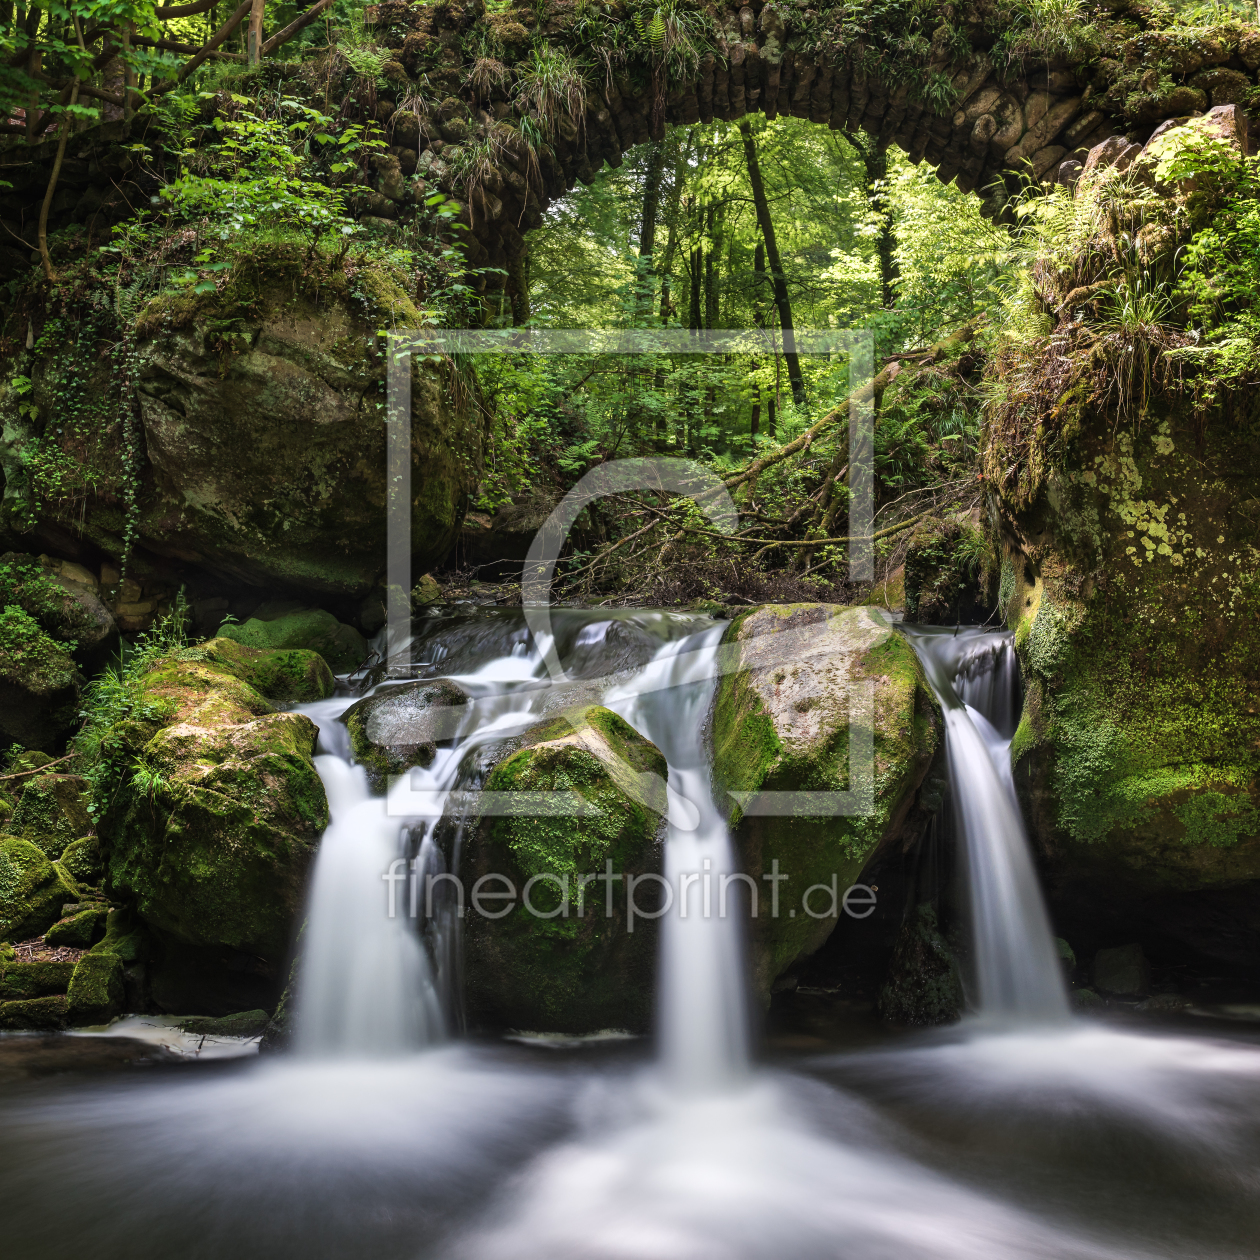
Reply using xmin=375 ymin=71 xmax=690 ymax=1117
xmin=2 ymin=256 xmax=484 ymax=598
xmin=98 ymin=637 xmax=334 ymax=1012
xmin=3 ymin=771 xmax=94 ymax=859
xmin=992 ymin=370 xmax=1260 ymax=975
xmin=0 ymin=605 xmax=79 ymax=749
xmin=0 ymin=835 xmax=80 ymax=942
xmin=711 ymin=604 xmax=942 ymax=999
xmin=219 ymin=606 xmax=368 ymax=674
xmin=0 ymin=552 xmax=118 ymax=673
xmin=459 ymin=705 xmax=668 ymax=1033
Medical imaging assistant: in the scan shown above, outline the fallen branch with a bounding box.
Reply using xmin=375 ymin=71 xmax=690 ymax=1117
xmin=0 ymin=753 xmax=73 ymax=782
xmin=262 ymin=0 xmax=337 ymax=55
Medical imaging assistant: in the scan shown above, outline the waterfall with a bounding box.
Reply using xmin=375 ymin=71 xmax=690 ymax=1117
xmin=902 ymin=626 xmax=1070 ymax=1023
xmin=289 ymin=611 xmax=744 ymax=1063
xmin=606 ymin=624 xmax=750 ymax=1089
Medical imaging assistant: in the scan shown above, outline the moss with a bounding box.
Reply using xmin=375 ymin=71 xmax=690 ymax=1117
xmin=219 ymin=609 xmax=367 ymax=675
xmin=45 ymin=905 xmax=109 ymax=949
xmin=4 ymin=773 xmax=93 ymax=858
xmin=463 ymin=705 xmax=667 ymax=1033
xmin=89 ymin=906 xmax=151 ymax=964
xmin=176 ymin=1009 xmax=270 ymax=1037
xmin=97 ymin=644 xmax=328 ymax=969
xmin=711 ymin=605 xmax=941 ymax=995
xmin=0 ymin=835 xmax=78 ymax=942
xmin=59 ymin=835 xmax=103 ymax=884
xmin=66 ymin=951 xmax=124 ymax=1023
xmin=0 ymin=994 xmax=69 ymax=1030
xmin=0 ymin=605 xmax=80 ymax=748
xmin=0 ymin=959 xmax=76 ymax=1000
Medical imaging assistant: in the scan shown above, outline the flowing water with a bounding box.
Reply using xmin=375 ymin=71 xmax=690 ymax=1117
xmin=3 ymin=610 xmax=1260 ymax=1260
xmin=901 ymin=626 xmax=1071 ymax=1023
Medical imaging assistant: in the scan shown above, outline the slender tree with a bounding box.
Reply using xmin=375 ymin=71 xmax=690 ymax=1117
xmin=738 ymin=118 xmax=805 ymax=406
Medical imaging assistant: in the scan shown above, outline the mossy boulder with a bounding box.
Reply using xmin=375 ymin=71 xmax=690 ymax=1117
xmin=46 ymin=904 xmax=109 ymax=948
xmin=0 ymin=604 xmax=79 ymax=749
xmin=876 ymin=904 xmax=964 ymax=1025
xmin=219 ymin=608 xmax=368 ymax=674
xmin=0 ymin=959 xmax=76 ymax=1000
xmin=66 ymin=951 xmax=124 ymax=1023
xmin=994 ymin=381 xmax=1260 ymax=973
xmin=3 ymin=772 xmax=93 ymax=859
xmin=97 ymin=639 xmax=332 ymax=1010
xmin=0 ymin=552 xmax=118 ymax=673
xmin=711 ymin=604 xmax=942 ymax=1000
xmin=0 ymin=994 xmax=69 ymax=1030
xmin=904 ymin=515 xmax=995 ymax=624
xmin=340 ymin=678 xmax=469 ymax=791
xmin=59 ymin=835 xmax=103 ymax=884
xmin=0 ymin=835 xmax=79 ymax=942
xmin=121 ymin=265 xmax=482 ymax=597
xmin=460 ymin=705 xmax=668 ymax=1033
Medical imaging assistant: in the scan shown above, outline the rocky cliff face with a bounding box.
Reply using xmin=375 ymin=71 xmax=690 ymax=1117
xmin=991 ymin=330 xmax=1260 ymax=976
xmin=1 ymin=255 xmax=485 ymax=603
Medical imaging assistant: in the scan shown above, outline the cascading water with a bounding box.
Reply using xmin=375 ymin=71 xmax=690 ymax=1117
xmin=289 ymin=610 xmax=745 ymax=1065
xmin=902 ymin=626 xmax=1070 ymax=1023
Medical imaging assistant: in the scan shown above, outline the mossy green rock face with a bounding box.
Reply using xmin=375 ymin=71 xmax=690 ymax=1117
xmin=199 ymin=636 xmax=335 ymax=703
xmin=0 ymin=959 xmax=76 ymax=1000
xmin=220 ymin=608 xmax=368 ymax=675
xmin=904 ymin=515 xmax=993 ymax=624
xmin=341 ymin=678 xmax=469 ymax=792
xmin=0 ymin=604 xmax=79 ymax=749
xmin=462 ymin=705 xmax=668 ymax=1034
xmin=994 ymin=394 xmax=1260 ymax=969
xmin=176 ymin=1009 xmax=270 ymax=1037
xmin=99 ymin=640 xmax=331 ymax=1007
xmin=123 ymin=268 xmax=481 ymax=597
xmin=711 ymin=605 xmax=941 ymax=1000
xmin=0 ymin=994 xmax=68 ymax=1030
xmin=67 ymin=952 xmax=124 ymax=1024
xmin=0 ymin=836 xmax=78 ymax=942
xmin=46 ymin=905 xmax=109 ymax=949
xmin=4 ymin=773 xmax=93 ymax=859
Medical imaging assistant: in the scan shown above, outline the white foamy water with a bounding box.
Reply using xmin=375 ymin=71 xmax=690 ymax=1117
xmin=903 ymin=627 xmax=1070 ymax=1023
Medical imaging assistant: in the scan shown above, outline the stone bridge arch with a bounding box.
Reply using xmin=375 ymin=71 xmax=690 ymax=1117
xmin=363 ymin=0 xmax=1260 ymax=314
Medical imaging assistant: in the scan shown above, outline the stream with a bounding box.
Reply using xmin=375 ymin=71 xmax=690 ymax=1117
xmin=3 ymin=609 xmax=1260 ymax=1260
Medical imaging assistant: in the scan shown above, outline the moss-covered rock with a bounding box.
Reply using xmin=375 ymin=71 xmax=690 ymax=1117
xmin=903 ymin=515 xmax=995 ymax=624
xmin=711 ymin=604 xmax=942 ymax=999
xmin=59 ymin=835 xmax=103 ymax=884
xmin=994 ymin=372 xmax=1260 ymax=972
xmin=120 ymin=265 xmax=482 ymax=597
xmin=219 ymin=608 xmax=368 ymax=674
xmin=46 ymin=904 xmax=109 ymax=948
xmin=876 ymin=904 xmax=964 ymax=1025
xmin=197 ymin=636 xmax=335 ymax=703
xmin=176 ymin=1009 xmax=269 ymax=1037
xmin=461 ymin=705 xmax=668 ymax=1033
xmin=89 ymin=906 xmax=151 ymax=964
xmin=0 ymin=551 xmax=118 ymax=673
xmin=340 ymin=678 xmax=469 ymax=791
xmin=3 ymin=772 xmax=93 ymax=859
xmin=0 ymin=959 xmax=76 ymax=1000
xmin=66 ymin=951 xmax=124 ymax=1023
xmin=0 ymin=604 xmax=79 ymax=749
xmin=0 ymin=835 xmax=79 ymax=942
xmin=97 ymin=640 xmax=330 ymax=1008
xmin=0 ymin=994 xmax=69 ymax=1030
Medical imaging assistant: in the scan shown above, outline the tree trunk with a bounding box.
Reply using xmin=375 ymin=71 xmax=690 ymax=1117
xmin=508 ymin=245 xmax=531 ymax=325
xmin=635 ymin=140 xmax=665 ymax=324
xmin=738 ymin=119 xmax=805 ymax=406
xmin=859 ymin=135 xmax=899 ymax=309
